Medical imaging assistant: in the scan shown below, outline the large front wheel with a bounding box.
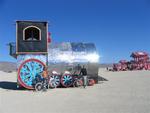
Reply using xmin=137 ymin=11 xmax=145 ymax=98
xmin=18 ymin=59 xmax=45 ymax=89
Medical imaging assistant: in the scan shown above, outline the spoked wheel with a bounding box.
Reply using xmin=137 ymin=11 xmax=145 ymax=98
xmin=35 ymin=82 xmax=43 ymax=91
xmin=61 ymin=74 xmax=73 ymax=87
xmin=18 ymin=59 xmax=45 ymax=89
xmin=73 ymin=79 xmax=83 ymax=87
xmin=49 ymin=75 xmax=60 ymax=88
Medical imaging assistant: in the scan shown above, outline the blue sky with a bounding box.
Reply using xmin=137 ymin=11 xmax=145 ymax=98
xmin=0 ymin=0 xmax=150 ymax=63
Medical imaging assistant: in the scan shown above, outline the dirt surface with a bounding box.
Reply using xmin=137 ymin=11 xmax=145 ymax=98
xmin=0 ymin=69 xmax=150 ymax=113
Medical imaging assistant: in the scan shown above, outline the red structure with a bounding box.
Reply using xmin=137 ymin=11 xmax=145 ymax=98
xmin=112 ymin=51 xmax=150 ymax=71
xmin=130 ymin=52 xmax=150 ymax=70
xmin=113 ymin=60 xmax=128 ymax=71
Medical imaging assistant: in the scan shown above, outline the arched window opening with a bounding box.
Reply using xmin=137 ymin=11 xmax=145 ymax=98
xmin=24 ymin=26 xmax=41 ymax=41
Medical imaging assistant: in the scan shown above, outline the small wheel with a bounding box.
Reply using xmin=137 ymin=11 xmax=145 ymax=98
xmin=49 ymin=75 xmax=60 ymax=88
xmin=88 ymin=79 xmax=95 ymax=86
xmin=61 ymin=74 xmax=73 ymax=87
xmin=73 ymin=79 xmax=83 ymax=87
xmin=35 ymin=82 xmax=43 ymax=91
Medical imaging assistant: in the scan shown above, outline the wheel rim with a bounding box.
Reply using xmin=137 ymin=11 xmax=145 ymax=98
xmin=61 ymin=74 xmax=73 ymax=87
xmin=49 ymin=74 xmax=60 ymax=88
xmin=35 ymin=83 xmax=43 ymax=91
xmin=18 ymin=59 xmax=45 ymax=89
xmin=77 ymin=80 xmax=83 ymax=87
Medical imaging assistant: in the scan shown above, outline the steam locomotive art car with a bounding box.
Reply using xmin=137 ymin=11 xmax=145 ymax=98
xmin=9 ymin=21 xmax=99 ymax=89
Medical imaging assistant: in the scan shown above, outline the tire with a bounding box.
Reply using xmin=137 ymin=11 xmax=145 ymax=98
xmin=49 ymin=75 xmax=60 ymax=88
xmin=61 ymin=74 xmax=73 ymax=88
xmin=73 ymin=79 xmax=83 ymax=87
xmin=18 ymin=58 xmax=45 ymax=89
xmin=35 ymin=82 xmax=43 ymax=91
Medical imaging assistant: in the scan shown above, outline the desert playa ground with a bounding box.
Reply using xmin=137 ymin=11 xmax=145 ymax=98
xmin=0 ymin=68 xmax=150 ymax=113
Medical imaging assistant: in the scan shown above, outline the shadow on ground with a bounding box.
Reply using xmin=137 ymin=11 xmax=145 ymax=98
xmin=98 ymin=76 xmax=108 ymax=81
xmin=0 ymin=81 xmax=24 ymax=90
xmin=0 ymin=76 xmax=108 ymax=90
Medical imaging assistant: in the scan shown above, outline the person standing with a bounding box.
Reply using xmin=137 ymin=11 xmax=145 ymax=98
xmin=80 ymin=65 xmax=87 ymax=88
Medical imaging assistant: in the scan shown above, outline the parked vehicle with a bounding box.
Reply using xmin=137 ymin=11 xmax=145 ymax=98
xmin=8 ymin=21 xmax=99 ymax=90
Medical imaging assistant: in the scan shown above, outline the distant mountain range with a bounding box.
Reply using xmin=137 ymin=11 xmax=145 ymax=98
xmin=0 ymin=61 xmax=112 ymax=73
xmin=0 ymin=61 xmax=17 ymax=72
xmin=99 ymin=63 xmax=113 ymax=68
